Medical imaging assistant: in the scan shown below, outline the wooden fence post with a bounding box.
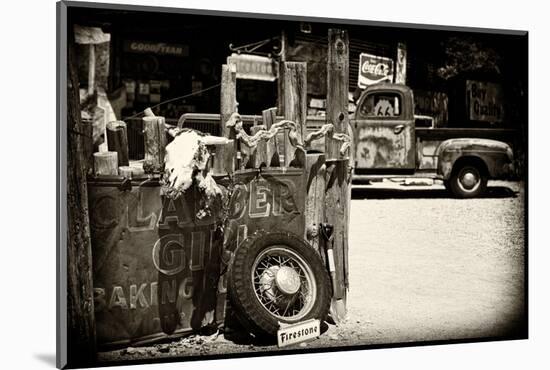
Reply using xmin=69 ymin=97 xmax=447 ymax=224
xmin=220 ymin=63 xmax=237 ymax=172
xmin=93 ymin=152 xmax=118 ymax=175
xmin=395 ymin=42 xmax=407 ymax=84
xmin=326 ymin=29 xmax=349 ymax=161
xmin=324 ymin=28 xmax=350 ymax=322
xmin=276 ymin=30 xmax=287 ymax=115
xmin=142 ymin=116 xmax=166 ymax=173
xmin=262 ymin=107 xmax=280 ymax=166
xmin=66 ymin=29 xmax=96 ymax=366
xmin=281 ymin=62 xmax=307 ymax=166
xmin=106 ymin=121 xmax=129 ymax=166
xmin=249 ymin=125 xmax=268 ymax=168
xmin=305 ymin=154 xmax=326 ymax=256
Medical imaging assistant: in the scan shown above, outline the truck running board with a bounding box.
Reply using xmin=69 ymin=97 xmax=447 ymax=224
xmin=352 ymin=172 xmax=443 ymax=183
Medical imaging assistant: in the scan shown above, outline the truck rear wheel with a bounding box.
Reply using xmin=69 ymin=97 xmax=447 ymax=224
xmin=449 ymin=164 xmax=487 ymax=198
xmin=228 ymin=231 xmax=331 ymax=339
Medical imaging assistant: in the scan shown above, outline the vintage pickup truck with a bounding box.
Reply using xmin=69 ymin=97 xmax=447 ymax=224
xmin=126 ymin=84 xmax=515 ymax=198
xmin=350 ymin=83 xmax=515 ymax=197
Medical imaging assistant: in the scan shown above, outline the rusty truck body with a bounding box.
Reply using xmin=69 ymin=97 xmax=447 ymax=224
xmin=351 ymin=83 xmax=515 ymax=197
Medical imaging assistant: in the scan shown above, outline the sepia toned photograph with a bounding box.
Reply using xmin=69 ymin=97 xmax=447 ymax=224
xmin=57 ymin=1 xmax=527 ymax=368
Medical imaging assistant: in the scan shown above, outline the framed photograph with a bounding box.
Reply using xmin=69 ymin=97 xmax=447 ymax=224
xmin=57 ymin=1 xmax=528 ymax=368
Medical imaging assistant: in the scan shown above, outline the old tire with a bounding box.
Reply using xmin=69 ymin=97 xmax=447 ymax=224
xmin=228 ymin=230 xmax=331 ymax=338
xmin=449 ymin=164 xmax=487 ymax=198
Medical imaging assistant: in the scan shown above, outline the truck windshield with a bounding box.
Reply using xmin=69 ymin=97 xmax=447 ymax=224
xmin=360 ymin=93 xmax=402 ymax=118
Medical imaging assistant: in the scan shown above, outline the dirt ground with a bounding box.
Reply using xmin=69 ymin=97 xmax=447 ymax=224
xmin=99 ymin=180 xmax=525 ymax=363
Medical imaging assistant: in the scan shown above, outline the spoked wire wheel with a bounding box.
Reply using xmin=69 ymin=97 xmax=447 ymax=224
xmin=252 ymin=246 xmax=316 ymax=321
xmin=228 ymin=231 xmax=331 ymax=338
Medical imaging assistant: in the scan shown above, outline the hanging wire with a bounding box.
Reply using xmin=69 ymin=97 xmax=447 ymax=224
xmin=123 ymin=82 xmax=222 ymax=121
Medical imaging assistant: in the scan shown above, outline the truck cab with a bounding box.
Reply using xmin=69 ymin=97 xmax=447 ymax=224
xmin=352 ymin=83 xmax=515 ymax=198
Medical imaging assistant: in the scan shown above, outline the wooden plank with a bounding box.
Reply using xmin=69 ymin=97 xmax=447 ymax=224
xmin=395 ymin=42 xmax=407 ymax=84
xmin=325 ymin=29 xmax=350 ymax=321
xmin=304 ymin=153 xmax=326 ymax=256
xmin=67 ymin=29 xmax=97 ymax=366
xmin=220 ymin=63 xmax=237 ymax=172
xmin=276 ymin=30 xmax=287 ymax=115
xmin=326 ymin=29 xmax=349 ymax=161
xmin=118 ymin=165 xmax=144 ymax=178
xmin=324 ymin=162 xmax=347 ymax=294
xmin=211 ymin=140 xmax=235 ymax=177
xmin=142 ymin=116 xmax=166 ymax=173
xmin=250 ymin=125 xmax=268 ymax=168
xmin=262 ymin=107 xmax=280 ymax=167
xmin=81 ymin=120 xmax=94 ymax=174
xmin=281 ymin=62 xmax=307 ymax=167
xmin=106 ymin=120 xmax=129 ymax=166
xmin=87 ymin=44 xmax=95 ymax=95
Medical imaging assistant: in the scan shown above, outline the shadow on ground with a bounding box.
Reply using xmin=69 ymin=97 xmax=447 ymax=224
xmin=352 ymin=186 xmax=518 ymax=200
xmin=33 ymin=353 xmax=56 ymax=367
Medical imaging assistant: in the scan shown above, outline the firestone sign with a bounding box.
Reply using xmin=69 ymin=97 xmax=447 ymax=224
xmin=358 ymin=53 xmax=394 ymax=88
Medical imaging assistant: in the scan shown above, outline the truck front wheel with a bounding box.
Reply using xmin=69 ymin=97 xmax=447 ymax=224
xmin=449 ymin=164 xmax=487 ymax=198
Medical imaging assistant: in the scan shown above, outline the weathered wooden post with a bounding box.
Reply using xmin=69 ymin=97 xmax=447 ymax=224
xmin=142 ymin=115 xmax=166 ymax=173
xmin=106 ymin=120 xmax=129 ymax=166
xmin=249 ymin=125 xmax=268 ymax=168
xmin=281 ymin=61 xmax=307 ymax=166
xmin=261 ymin=107 xmax=281 ymax=166
xmin=80 ymin=119 xmax=94 ymax=175
xmin=276 ymin=30 xmax=287 ymax=115
xmin=66 ymin=28 xmax=96 ymax=366
xmin=395 ymin=42 xmax=407 ymax=84
xmin=305 ymin=153 xmax=326 ymax=256
xmin=219 ymin=63 xmax=237 ymax=172
xmin=93 ymin=152 xmax=118 ymax=175
xmin=324 ymin=28 xmax=350 ymax=322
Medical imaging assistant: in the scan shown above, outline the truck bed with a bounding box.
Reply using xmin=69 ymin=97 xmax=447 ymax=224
xmin=415 ymin=127 xmax=518 ymax=143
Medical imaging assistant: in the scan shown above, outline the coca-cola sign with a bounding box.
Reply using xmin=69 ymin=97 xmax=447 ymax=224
xmin=358 ymin=53 xmax=394 ymax=87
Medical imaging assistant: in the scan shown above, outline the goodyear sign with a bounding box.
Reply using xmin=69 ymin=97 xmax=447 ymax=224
xmin=358 ymin=53 xmax=394 ymax=88
xmin=123 ymin=40 xmax=189 ymax=57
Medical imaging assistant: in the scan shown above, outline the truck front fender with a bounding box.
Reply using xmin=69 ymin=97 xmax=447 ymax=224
xmin=436 ymin=138 xmax=514 ymax=180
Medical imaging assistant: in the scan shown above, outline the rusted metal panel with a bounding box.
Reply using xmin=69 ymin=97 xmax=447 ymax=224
xmin=355 ymin=119 xmax=415 ymax=169
xmin=435 ymin=138 xmax=514 ymax=179
xmin=416 ymin=139 xmax=440 ymax=170
xmin=354 ymin=84 xmax=415 ymax=170
xmin=223 ymin=168 xmax=306 ymax=253
xmin=415 ymin=130 xmax=518 ymax=173
xmin=88 ymin=177 xmax=226 ymax=349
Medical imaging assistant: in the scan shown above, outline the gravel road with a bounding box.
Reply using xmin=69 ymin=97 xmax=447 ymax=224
xmin=99 ymin=180 xmax=525 ymax=363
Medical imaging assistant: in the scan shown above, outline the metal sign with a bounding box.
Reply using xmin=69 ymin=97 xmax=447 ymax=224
xmin=88 ymin=178 xmax=226 ymax=349
xmin=223 ymin=168 xmax=306 ymax=254
xmin=123 ymin=40 xmax=189 ymax=57
xmin=277 ymin=319 xmax=320 ymax=347
xmin=227 ymin=54 xmax=278 ymax=81
xmin=414 ymin=90 xmax=449 ymax=127
xmin=466 ymin=80 xmax=504 ymax=123
xmin=358 ymin=53 xmax=394 ymax=88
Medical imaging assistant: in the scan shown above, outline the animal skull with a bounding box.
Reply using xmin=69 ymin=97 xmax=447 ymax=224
xmin=162 ymin=129 xmax=230 ymax=203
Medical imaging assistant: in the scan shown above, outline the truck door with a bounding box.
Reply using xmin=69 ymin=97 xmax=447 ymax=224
xmin=354 ymin=89 xmax=415 ymax=170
